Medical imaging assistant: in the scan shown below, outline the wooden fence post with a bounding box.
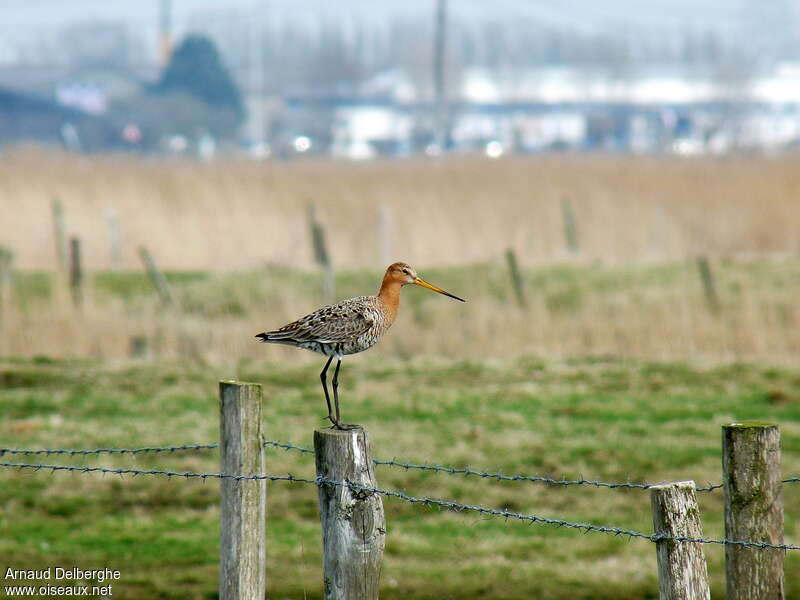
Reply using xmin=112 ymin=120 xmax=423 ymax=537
xmin=505 ymin=248 xmax=527 ymax=308
xmin=106 ymin=206 xmax=121 ymax=270
xmin=376 ymin=203 xmax=391 ymax=267
xmin=219 ymin=380 xmax=266 ymax=600
xmin=69 ymin=237 xmax=83 ymax=308
xmin=696 ymin=256 xmax=720 ymax=315
xmin=650 ymin=481 xmax=710 ymax=600
xmin=52 ymin=198 xmax=68 ymax=272
xmin=561 ymin=197 xmax=578 ymax=255
xmin=0 ymin=247 xmax=13 ymax=330
xmin=138 ymin=246 xmax=173 ymax=305
xmin=722 ymin=422 xmax=784 ymax=600
xmin=314 ymin=427 xmax=385 ymax=600
xmin=307 ymin=203 xmax=334 ymax=304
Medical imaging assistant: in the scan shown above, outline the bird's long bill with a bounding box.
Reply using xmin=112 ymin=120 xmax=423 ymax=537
xmin=414 ymin=277 xmax=466 ymax=302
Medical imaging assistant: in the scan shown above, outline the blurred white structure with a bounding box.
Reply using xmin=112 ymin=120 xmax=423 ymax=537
xmin=331 ymin=105 xmax=412 ymax=159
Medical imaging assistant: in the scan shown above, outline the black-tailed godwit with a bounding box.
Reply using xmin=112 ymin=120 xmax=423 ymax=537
xmin=256 ymin=262 xmax=465 ymax=428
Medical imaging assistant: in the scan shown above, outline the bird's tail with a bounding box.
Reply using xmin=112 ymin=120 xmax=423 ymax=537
xmin=255 ymin=330 xmax=294 ymax=343
xmin=255 ymin=332 xmax=273 ymax=343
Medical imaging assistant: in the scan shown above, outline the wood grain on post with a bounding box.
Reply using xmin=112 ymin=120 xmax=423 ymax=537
xmin=722 ymin=422 xmax=784 ymax=600
xmin=650 ymin=481 xmax=710 ymax=600
xmin=314 ymin=427 xmax=385 ymax=600
xmin=219 ymin=381 xmax=266 ymax=600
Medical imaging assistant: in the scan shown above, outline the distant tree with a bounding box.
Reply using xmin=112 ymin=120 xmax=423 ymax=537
xmin=154 ymin=35 xmax=245 ymax=124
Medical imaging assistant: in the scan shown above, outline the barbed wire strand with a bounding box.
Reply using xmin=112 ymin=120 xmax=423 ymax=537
xmin=0 ymin=459 xmax=798 ymax=552
xmin=0 ymin=443 xmax=219 ymax=457
xmin=266 ymin=440 xmax=726 ymax=491
xmin=3 ymin=440 xmax=799 ymax=491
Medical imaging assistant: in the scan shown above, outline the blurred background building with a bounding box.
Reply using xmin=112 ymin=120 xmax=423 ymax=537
xmin=2 ymin=0 xmax=800 ymax=158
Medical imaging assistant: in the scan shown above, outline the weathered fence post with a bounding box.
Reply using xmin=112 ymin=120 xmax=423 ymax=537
xmin=307 ymin=203 xmax=335 ymax=304
xmin=376 ymin=203 xmax=391 ymax=267
xmin=69 ymin=236 xmax=83 ymax=308
xmin=0 ymin=247 xmax=13 ymax=330
xmin=722 ymin=422 xmax=784 ymax=600
xmin=696 ymin=256 xmax=720 ymax=315
xmin=650 ymin=481 xmax=710 ymax=600
xmin=219 ymin=380 xmax=266 ymax=600
xmin=561 ymin=197 xmax=578 ymax=255
xmin=106 ymin=206 xmax=121 ymax=270
xmin=52 ymin=198 xmax=68 ymax=272
xmin=138 ymin=246 xmax=173 ymax=305
xmin=505 ymin=248 xmax=527 ymax=308
xmin=314 ymin=427 xmax=385 ymax=600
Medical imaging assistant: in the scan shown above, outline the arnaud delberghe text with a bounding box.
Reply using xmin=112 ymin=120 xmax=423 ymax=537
xmin=5 ymin=567 xmax=121 ymax=582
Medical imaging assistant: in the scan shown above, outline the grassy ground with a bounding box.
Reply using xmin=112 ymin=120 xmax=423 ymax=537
xmin=1 ymin=356 xmax=798 ymax=599
xmin=4 ymin=258 xmax=800 ymax=363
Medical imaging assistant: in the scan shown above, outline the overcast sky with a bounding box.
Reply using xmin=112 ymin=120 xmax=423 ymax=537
xmin=1 ymin=0 xmax=791 ymax=33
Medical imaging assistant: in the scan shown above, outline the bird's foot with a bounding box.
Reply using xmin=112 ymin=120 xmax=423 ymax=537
xmin=332 ymin=422 xmax=360 ymax=431
xmin=326 ymin=414 xmax=360 ymax=431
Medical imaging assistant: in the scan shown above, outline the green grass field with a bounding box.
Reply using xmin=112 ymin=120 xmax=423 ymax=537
xmin=6 ymin=257 xmax=800 ymax=364
xmin=1 ymin=356 xmax=798 ymax=599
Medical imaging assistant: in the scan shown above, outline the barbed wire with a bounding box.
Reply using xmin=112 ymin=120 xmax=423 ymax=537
xmin=263 ymin=439 xmax=727 ymax=490
xmin=3 ymin=439 xmax=799 ymax=492
xmin=1 ymin=459 xmax=797 ymax=551
xmin=0 ymin=443 xmax=219 ymax=457
xmin=263 ymin=440 xmax=313 ymax=454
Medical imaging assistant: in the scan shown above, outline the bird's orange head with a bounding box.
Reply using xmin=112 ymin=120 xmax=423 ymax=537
xmin=383 ymin=262 xmax=465 ymax=302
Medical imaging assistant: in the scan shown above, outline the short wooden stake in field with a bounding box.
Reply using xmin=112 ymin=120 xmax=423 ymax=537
xmin=138 ymin=246 xmax=173 ymax=305
xmin=561 ymin=197 xmax=579 ymax=255
xmin=52 ymin=197 xmax=68 ymax=272
xmin=696 ymin=256 xmax=720 ymax=314
xmin=307 ymin=203 xmax=335 ymax=304
xmin=106 ymin=205 xmax=121 ymax=270
xmin=376 ymin=203 xmax=392 ymax=267
xmin=650 ymin=481 xmax=710 ymax=600
xmin=69 ymin=236 xmax=83 ymax=308
xmin=314 ymin=427 xmax=385 ymax=600
xmin=219 ymin=381 xmax=266 ymax=600
xmin=0 ymin=246 xmax=13 ymax=331
xmin=505 ymin=248 xmax=527 ymax=308
xmin=722 ymin=422 xmax=784 ymax=600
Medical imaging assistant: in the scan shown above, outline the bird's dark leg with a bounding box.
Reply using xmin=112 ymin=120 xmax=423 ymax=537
xmin=319 ymin=355 xmax=337 ymax=427
xmin=332 ymin=358 xmax=342 ymax=424
xmin=331 ymin=357 xmax=358 ymax=430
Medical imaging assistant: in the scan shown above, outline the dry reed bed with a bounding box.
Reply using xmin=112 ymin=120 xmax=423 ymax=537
xmin=2 ymin=150 xmax=800 ymax=362
xmin=2 ymin=149 xmax=800 ymax=271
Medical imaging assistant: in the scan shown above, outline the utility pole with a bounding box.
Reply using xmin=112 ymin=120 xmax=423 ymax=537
xmin=249 ymin=19 xmax=268 ymax=145
xmin=433 ymin=0 xmax=447 ymax=151
xmin=159 ymin=0 xmax=173 ymax=68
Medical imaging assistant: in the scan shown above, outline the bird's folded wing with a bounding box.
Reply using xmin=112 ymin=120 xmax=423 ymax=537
xmin=268 ymin=304 xmax=375 ymax=343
